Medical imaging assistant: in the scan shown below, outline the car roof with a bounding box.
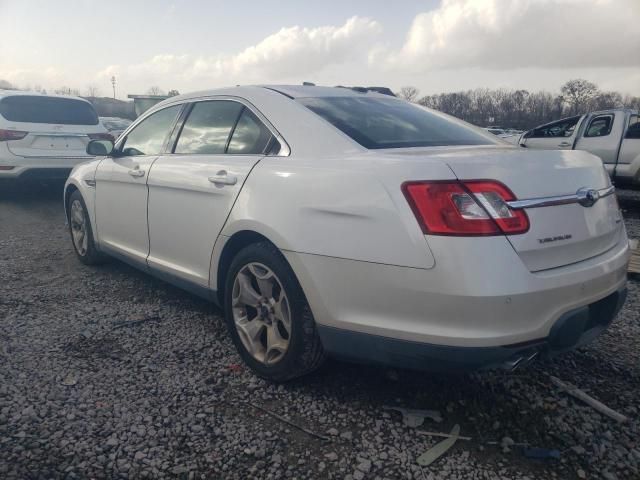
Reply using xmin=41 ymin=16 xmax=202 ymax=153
xmin=257 ymin=85 xmax=392 ymax=99
xmin=0 ymin=89 xmax=93 ymax=104
xmin=166 ymin=85 xmax=391 ymax=104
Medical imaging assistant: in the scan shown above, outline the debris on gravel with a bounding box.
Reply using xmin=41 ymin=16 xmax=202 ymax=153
xmin=0 ymin=183 xmax=638 ymax=479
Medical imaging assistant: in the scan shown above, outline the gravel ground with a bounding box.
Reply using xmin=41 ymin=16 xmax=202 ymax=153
xmin=0 ymin=182 xmax=639 ymax=480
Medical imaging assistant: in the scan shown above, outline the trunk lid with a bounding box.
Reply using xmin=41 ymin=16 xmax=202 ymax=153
xmin=6 ymin=128 xmax=97 ymax=158
xmin=386 ymin=146 xmax=623 ymax=272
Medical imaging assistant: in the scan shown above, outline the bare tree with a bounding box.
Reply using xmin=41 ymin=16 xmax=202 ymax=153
xmin=560 ymin=79 xmax=599 ymax=115
xmin=623 ymin=95 xmax=640 ymax=110
xmin=0 ymin=79 xmax=17 ymax=90
xmin=54 ymin=86 xmax=80 ymax=96
xmin=85 ymin=85 xmax=100 ymax=98
xmin=147 ymin=86 xmax=165 ymax=96
xmin=398 ymin=86 xmax=419 ymax=102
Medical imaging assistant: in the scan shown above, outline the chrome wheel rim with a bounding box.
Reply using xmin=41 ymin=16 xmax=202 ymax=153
xmin=232 ymin=262 xmax=291 ymax=365
xmin=70 ymin=199 xmax=88 ymax=256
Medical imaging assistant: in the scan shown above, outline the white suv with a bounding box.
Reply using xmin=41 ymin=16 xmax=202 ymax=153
xmin=0 ymin=90 xmax=112 ymax=181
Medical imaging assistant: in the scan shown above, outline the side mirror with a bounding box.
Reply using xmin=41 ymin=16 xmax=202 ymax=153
xmin=87 ymin=139 xmax=114 ymax=156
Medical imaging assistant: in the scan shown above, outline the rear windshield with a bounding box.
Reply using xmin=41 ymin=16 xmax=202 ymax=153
xmin=0 ymin=95 xmax=99 ymax=125
xmin=298 ymin=96 xmax=494 ymax=149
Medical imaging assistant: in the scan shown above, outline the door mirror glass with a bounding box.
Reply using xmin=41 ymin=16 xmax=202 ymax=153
xmin=87 ymin=139 xmax=114 ymax=156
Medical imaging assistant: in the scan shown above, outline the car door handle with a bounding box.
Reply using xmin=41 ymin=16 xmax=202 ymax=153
xmin=558 ymin=141 xmax=571 ymax=147
xmin=208 ymin=171 xmax=237 ymax=186
xmin=128 ymin=169 xmax=145 ymax=177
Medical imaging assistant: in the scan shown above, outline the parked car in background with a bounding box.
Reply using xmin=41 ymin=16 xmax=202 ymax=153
xmin=504 ymin=128 xmax=524 ymax=135
xmin=484 ymin=127 xmax=522 ymax=143
xmin=485 ymin=127 xmax=508 ymax=137
xmin=519 ymin=109 xmax=640 ymax=187
xmin=0 ymin=90 xmax=112 ymax=181
xmin=100 ymin=116 xmax=132 ymax=139
xmin=65 ymin=85 xmax=628 ymax=381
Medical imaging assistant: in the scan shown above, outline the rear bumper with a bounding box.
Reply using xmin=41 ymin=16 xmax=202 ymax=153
xmin=284 ymin=229 xmax=630 ymax=350
xmin=0 ymin=147 xmax=92 ymax=179
xmin=0 ymin=167 xmax=72 ymax=180
xmin=316 ymin=287 xmax=627 ymax=371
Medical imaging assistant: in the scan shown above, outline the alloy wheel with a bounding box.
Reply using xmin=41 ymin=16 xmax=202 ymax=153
xmin=231 ymin=262 xmax=291 ymax=365
xmin=70 ymin=199 xmax=88 ymax=256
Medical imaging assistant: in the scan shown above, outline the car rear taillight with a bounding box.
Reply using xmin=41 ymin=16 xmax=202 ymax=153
xmin=0 ymin=129 xmax=28 ymax=141
xmin=88 ymin=133 xmax=115 ymax=142
xmin=402 ymin=180 xmax=529 ymax=236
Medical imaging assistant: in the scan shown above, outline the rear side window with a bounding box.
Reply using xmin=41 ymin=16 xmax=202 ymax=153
xmin=625 ymin=115 xmax=640 ymax=139
xmin=175 ymin=101 xmax=243 ymax=154
xmin=298 ymin=96 xmax=493 ymax=149
xmin=585 ymin=114 xmax=614 ymax=137
xmin=120 ymin=105 xmax=181 ymax=156
xmin=227 ymin=108 xmax=272 ymax=154
xmin=0 ymin=95 xmax=98 ymax=125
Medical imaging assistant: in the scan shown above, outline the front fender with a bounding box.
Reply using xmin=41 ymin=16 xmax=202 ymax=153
xmin=64 ymin=159 xmax=102 ymax=240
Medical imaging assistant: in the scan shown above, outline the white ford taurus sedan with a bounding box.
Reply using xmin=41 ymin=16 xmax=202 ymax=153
xmin=64 ymin=85 xmax=630 ymax=381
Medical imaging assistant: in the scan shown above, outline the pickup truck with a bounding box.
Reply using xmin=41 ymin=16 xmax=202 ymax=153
xmin=518 ymin=108 xmax=640 ymax=187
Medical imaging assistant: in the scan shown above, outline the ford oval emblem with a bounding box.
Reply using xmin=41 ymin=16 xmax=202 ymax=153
xmin=577 ymin=187 xmax=600 ymax=207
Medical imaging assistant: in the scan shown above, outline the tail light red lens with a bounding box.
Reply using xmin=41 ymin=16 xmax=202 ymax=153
xmin=0 ymin=129 xmax=28 ymax=141
xmin=402 ymin=180 xmax=529 ymax=236
xmin=88 ymin=133 xmax=115 ymax=142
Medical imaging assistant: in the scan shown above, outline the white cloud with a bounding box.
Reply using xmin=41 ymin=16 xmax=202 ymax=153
xmin=374 ymin=0 xmax=640 ymax=71
xmin=97 ymin=16 xmax=381 ymax=90
xmin=4 ymin=3 xmax=639 ymax=97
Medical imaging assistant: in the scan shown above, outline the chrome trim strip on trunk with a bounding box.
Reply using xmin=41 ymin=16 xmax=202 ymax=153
xmin=507 ymin=185 xmax=615 ymax=209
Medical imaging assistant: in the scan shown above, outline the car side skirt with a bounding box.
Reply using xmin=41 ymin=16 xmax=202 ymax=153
xmin=99 ymin=244 xmax=219 ymax=305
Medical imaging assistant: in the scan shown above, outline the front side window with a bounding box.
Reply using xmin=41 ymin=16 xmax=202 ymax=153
xmin=175 ymin=101 xmax=243 ymax=154
xmin=585 ymin=114 xmax=613 ymax=137
xmin=120 ymin=105 xmax=181 ymax=156
xmin=298 ymin=96 xmax=493 ymax=149
xmin=0 ymin=95 xmax=98 ymax=125
xmin=227 ymin=108 xmax=272 ymax=154
xmin=531 ymin=116 xmax=580 ymax=138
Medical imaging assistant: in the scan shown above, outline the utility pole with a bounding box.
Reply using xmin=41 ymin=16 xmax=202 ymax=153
xmin=111 ymin=76 xmax=116 ymax=99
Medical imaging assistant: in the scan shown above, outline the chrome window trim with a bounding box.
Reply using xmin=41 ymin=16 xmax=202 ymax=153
xmin=169 ymin=95 xmax=290 ymax=157
xmin=507 ymin=185 xmax=615 ymax=209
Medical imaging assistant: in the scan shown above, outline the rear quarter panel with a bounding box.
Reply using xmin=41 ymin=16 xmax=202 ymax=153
xmin=213 ymin=153 xmax=456 ymax=290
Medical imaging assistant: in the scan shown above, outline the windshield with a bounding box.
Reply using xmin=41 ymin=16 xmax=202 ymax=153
xmin=298 ymin=96 xmax=494 ymax=149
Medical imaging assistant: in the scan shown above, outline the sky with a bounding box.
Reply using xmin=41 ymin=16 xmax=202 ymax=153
xmin=0 ymin=0 xmax=639 ymax=99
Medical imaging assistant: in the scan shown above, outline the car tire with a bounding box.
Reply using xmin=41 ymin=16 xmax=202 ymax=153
xmin=224 ymin=241 xmax=326 ymax=382
xmin=67 ymin=190 xmax=105 ymax=265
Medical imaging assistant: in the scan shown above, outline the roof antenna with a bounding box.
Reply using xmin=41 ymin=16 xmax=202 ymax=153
xmin=302 ymin=82 xmax=316 ymax=86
